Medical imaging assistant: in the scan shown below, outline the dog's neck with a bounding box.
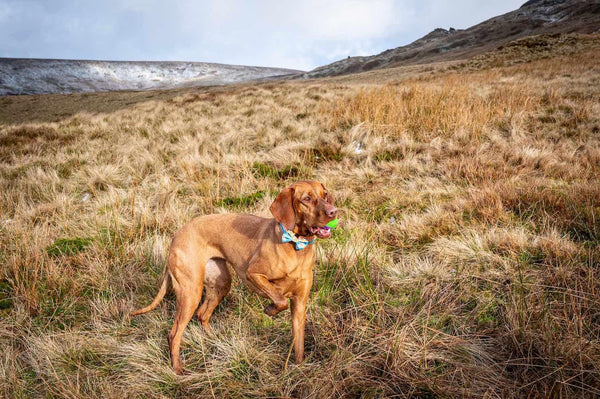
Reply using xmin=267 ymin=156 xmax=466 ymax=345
xmin=278 ymin=223 xmax=315 ymax=251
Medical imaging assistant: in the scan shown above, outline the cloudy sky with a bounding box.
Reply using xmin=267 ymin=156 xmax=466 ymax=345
xmin=0 ymin=0 xmax=525 ymax=71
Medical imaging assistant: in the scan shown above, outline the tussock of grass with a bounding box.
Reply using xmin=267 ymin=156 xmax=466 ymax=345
xmin=1 ymin=34 xmax=599 ymax=397
xmin=323 ymin=80 xmax=535 ymax=141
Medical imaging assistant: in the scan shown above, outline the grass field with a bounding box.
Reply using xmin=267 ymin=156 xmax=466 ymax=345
xmin=1 ymin=34 xmax=599 ymax=398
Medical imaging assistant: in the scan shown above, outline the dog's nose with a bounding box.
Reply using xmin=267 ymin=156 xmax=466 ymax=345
xmin=326 ymin=207 xmax=338 ymax=218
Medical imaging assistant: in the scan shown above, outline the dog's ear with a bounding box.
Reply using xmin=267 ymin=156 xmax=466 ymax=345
xmin=270 ymin=187 xmax=295 ymax=230
xmin=321 ymin=183 xmax=334 ymax=205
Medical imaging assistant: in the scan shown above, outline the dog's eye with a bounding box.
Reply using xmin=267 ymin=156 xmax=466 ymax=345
xmin=303 ymin=196 xmax=312 ymax=202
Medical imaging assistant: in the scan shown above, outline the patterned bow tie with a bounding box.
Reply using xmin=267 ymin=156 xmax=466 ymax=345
xmin=280 ymin=223 xmax=315 ymax=251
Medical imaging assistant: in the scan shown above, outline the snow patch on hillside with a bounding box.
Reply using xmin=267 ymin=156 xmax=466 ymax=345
xmin=0 ymin=59 xmax=301 ymax=96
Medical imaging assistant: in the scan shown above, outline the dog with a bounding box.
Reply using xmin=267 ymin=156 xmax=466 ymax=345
xmin=131 ymin=180 xmax=338 ymax=374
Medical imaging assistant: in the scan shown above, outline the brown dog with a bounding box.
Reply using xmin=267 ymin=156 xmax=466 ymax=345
xmin=131 ymin=180 xmax=337 ymax=374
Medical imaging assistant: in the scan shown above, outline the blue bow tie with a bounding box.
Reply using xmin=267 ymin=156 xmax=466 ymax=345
xmin=280 ymin=223 xmax=315 ymax=251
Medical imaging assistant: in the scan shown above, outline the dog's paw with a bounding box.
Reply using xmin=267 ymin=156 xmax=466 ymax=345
xmin=174 ymin=366 xmax=190 ymax=376
xmin=264 ymin=303 xmax=280 ymax=317
xmin=264 ymin=298 xmax=289 ymax=316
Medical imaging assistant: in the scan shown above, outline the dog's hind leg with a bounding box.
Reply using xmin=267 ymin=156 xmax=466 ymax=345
xmin=167 ymin=249 xmax=204 ymax=375
xmin=196 ymin=258 xmax=231 ymax=333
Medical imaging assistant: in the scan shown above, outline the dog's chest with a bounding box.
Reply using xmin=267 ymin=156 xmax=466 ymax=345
xmin=270 ymin=256 xmax=313 ymax=294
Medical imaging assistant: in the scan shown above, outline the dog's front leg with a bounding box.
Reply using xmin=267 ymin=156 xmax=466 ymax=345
xmin=290 ymin=295 xmax=307 ymax=363
xmin=247 ymin=268 xmax=288 ymax=316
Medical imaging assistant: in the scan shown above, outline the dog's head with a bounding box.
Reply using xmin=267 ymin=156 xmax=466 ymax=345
xmin=270 ymin=180 xmax=337 ymax=239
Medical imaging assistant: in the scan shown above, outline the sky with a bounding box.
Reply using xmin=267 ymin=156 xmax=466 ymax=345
xmin=0 ymin=0 xmax=525 ymax=71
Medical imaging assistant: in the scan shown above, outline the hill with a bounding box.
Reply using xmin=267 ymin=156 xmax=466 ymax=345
xmin=0 ymin=58 xmax=300 ymax=96
xmin=304 ymin=0 xmax=600 ymax=78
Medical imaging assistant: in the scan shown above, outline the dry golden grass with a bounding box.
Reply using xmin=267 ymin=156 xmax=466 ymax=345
xmin=1 ymin=34 xmax=599 ymax=398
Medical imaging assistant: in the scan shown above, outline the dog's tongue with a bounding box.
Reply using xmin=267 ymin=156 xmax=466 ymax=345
xmin=315 ymin=226 xmax=331 ymax=239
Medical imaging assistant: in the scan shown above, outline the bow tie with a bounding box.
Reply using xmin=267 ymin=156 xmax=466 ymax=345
xmin=280 ymin=223 xmax=315 ymax=251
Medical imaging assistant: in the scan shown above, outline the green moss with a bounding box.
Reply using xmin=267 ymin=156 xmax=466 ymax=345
xmin=216 ymin=190 xmax=269 ymax=208
xmin=0 ymin=279 xmax=12 ymax=311
xmin=251 ymin=162 xmax=307 ymax=180
xmin=46 ymin=237 xmax=92 ymax=257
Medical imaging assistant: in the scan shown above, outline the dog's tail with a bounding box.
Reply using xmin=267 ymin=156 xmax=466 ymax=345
xmin=131 ymin=271 xmax=169 ymax=316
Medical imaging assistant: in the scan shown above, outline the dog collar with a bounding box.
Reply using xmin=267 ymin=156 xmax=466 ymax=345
xmin=279 ymin=223 xmax=315 ymax=251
